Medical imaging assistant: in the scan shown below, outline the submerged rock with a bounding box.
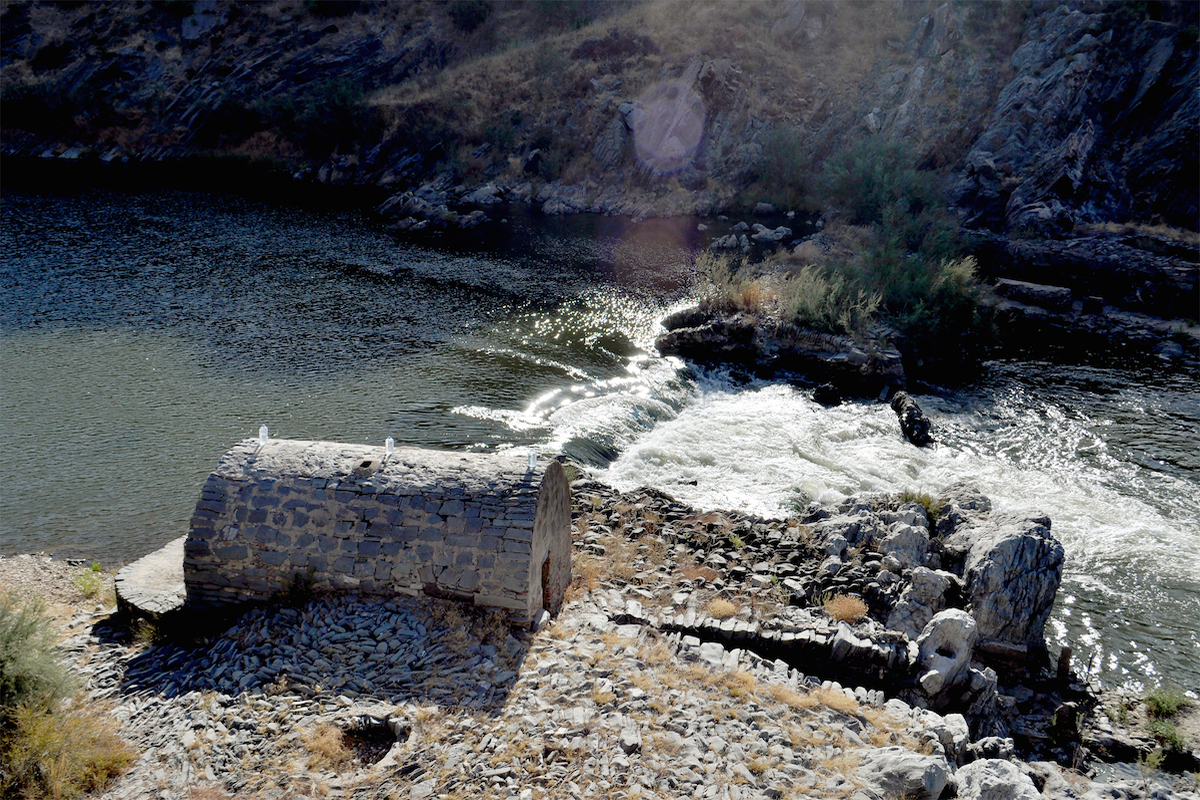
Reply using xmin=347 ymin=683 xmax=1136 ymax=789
xmin=890 ymin=390 xmax=933 ymax=446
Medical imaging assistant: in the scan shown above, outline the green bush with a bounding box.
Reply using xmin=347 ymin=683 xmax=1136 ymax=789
xmin=0 ymin=594 xmax=133 ymax=798
xmin=1148 ymin=718 xmax=1188 ymax=751
xmin=754 ymin=125 xmax=810 ymax=210
xmin=73 ymin=563 xmax=106 ymax=601
xmin=0 ymin=594 xmax=70 ymax=725
xmin=821 ymin=139 xmax=942 ymax=226
xmin=252 ymin=78 xmax=376 ymax=155
xmin=778 ymin=264 xmax=882 ymax=335
xmin=1145 ymin=685 xmax=1189 ymax=718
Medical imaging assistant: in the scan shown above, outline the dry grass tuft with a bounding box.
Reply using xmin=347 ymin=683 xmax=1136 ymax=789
xmin=722 ymin=670 xmax=757 ymax=699
xmin=707 ymin=598 xmax=738 ymax=619
xmin=824 ymin=594 xmax=868 ymax=624
xmin=1076 ymin=220 xmax=1200 ymax=246
xmin=679 ymin=559 xmax=720 ymax=583
xmin=591 ymin=685 xmax=617 ymax=705
xmin=815 ymin=687 xmax=861 ymax=716
xmin=762 ymin=683 xmax=818 ymax=711
xmin=301 ymin=723 xmax=352 ymax=771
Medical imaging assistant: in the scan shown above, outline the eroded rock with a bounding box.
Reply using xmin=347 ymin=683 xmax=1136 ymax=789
xmin=955 ymin=758 xmax=1041 ymax=800
xmin=855 ymin=746 xmax=951 ymax=800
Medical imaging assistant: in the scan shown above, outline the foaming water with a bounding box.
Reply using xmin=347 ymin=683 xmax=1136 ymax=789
xmin=603 ymin=364 xmax=1200 ymax=690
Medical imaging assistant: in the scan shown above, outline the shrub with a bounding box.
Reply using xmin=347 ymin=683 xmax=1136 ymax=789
xmin=251 ymin=78 xmax=377 ymax=156
xmin=0 ymin=702 xmax=134 ymax=799
xmin=897 ymin=489 xmax=947 ymax=520
xmin=824 ymin=594 xmax=868 ymax=623
xmin=1 ymin=594 xmax=132 ymax=798
xmin=697 ymin=252 xmax=767 ymax=314
xmin=820 ymin=139 xmax=941 ymax=226
xmin=707 ymin=598 xmax=738 ymax=619
xmin=777 ymin=264 xmax=881 ymax=335
xmin=0 ymin=594 xmax=70 ymax=723
xmin=73 ymin=563 xmax=105 ymax=601
xmin=1145 ymin=685 xmax=1189 ymax=718
xmin=754 ymin=125 xmax=810 ymax=210
xmin=1147 ymin=719 xmax=1188 ymax=751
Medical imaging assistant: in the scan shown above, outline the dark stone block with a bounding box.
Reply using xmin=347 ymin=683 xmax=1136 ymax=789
xmin=359 ymin=540 xmax=381 ymax=558
xmin=184 ymin=539 xmax=211 ymax=557
xmin=260 ymin=551 xmax=289 ymax=567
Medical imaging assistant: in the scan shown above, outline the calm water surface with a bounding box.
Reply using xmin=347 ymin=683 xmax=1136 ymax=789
xmin=2 ymin=187 xmax=1196 ymax=692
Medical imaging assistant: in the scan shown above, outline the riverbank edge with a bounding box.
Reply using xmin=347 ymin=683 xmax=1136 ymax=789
xmin=7 ymin=154 xmax=1195 ymax=379
xmin=4 ymin=478 xmax=1198 ymax=799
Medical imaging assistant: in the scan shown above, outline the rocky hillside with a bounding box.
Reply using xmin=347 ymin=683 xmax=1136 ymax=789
xmin=2 ymin=0 xmax=1196 ymax=234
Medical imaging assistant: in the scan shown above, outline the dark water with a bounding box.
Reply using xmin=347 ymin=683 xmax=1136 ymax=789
xmin=2 ymin=187 xmax=1197 ymax=693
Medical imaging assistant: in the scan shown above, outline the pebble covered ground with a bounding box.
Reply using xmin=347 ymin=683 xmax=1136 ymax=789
xmin=2 ymin=483 xmax=1196 ymax=800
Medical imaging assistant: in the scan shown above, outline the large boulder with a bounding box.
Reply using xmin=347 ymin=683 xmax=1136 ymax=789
xmin=955 ymin=759 xmax=1041 ymax=800
xmin=855 ymin=746 xmax=951 ymax=800
xmin=916 ymin=609 xmax=977 ymax=698
xmin=943 ymin=513 xmax=1064 ymax=661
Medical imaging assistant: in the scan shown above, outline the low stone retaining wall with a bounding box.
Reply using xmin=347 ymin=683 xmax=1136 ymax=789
xmin=184 ymin=439 xmax=572 ymax=625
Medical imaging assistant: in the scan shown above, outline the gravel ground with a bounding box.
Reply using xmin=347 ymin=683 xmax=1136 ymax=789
xmin=0 ymin=552 xmax=114 ymax=610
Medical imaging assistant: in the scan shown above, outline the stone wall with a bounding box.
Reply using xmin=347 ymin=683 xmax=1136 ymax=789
xmin=184 ymin=439 xmax=572 ymax=625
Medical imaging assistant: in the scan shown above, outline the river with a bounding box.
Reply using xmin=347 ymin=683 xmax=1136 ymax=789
xmin=1 ymin=186 xmax=1197 ymax=693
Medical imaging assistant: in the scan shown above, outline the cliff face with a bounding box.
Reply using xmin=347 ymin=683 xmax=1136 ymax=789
xmin=951 ymin=2 xmax=1200 ymax=233
xmin=1 ymin=0 xmax=1196 ymax=233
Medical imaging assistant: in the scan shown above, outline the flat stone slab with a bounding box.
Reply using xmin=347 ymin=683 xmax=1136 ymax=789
xmin=115 ymin=536 xmax=187 ymax=619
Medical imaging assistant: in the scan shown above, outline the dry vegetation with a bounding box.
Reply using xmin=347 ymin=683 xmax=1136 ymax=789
xmin=1075 ymin=221 xmax=1200 ymax=247
xmin=823 ymin=594 xmax=868 ymax=624
xmin=300 ymin=723 xmax=353 ymax=771
xmin=370 ymin=0 xmax=978 ymax=190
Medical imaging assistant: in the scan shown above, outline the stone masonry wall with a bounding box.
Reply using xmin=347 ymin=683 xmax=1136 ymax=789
xmin=184 ymin=439 xmax=572 ymax=625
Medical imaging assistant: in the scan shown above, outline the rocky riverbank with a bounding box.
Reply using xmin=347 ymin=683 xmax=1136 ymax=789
xmin=5 ymin=477 xmax=1198 ymax=800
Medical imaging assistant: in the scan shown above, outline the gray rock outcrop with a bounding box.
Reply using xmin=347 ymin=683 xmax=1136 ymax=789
xmin=855 ymin=746 xmax=951 ymax=800
xmin=887 ymin=566 xmax=953 ymax=640
xmin=955 ymin=758 xmax=1042 ymax=800
xmin=951 ymin=4 xmax=1199 ymax=232
xmin=943 ymin=513 xmax=1065 ymax=661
